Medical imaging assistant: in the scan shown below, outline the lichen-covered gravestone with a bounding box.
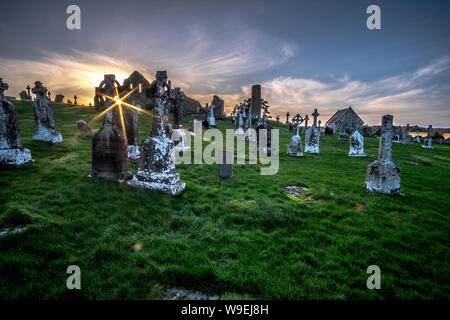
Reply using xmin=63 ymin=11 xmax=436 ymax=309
xmin=349 ymin=130 xmax=365 ymax=157
xmin=304 ymin=109 xmax=320 ymax=154
xmin=287 ymin=114 xmax=303 ymax=157
xmin=365 ymin=114 xmax=401 ymax=194
xmin=0 ymin=78 xmax=34 ymax=166
xmin=422 ymin=125 xmax=433 ymax=149
xmin=31 ymin=81 xmax=63 ymax=144
xmin=123 ymin=104 xmax=140 ymax=161
xmin=87 ymin=74 xmax=132 ymax=181
xmin=128 ymin=71 xmax=185 ymax=195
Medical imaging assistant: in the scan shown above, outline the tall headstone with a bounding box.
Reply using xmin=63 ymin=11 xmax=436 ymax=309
xmin=123 ymin=104 xmax=140 ymax=161
xmin=303 ymin=115 xmax=309 ymax=135
xmin=251 ymin=84 xmax=262 ymax=118
xmin=422 ymin=125 xmax=433 ymax=149
xmin=172 ymin=88 xmax=190 ymax=153
xmin=235 ymin=105 xmax=245 ymax=135
xmin=285 ymin=112 xmax=290 ymax=130
xmin=304 ymin=110 xmax=319 ymax=154
xmin=54 ymin=94 xmax=64 ymax=103
xmin=73 ymin=95 xmax=78 ymax=105
xmin=128 ymin=71 xmax=185 ymax=195
xmin=349 ymin=130 xmax=365 ymax=157
xmin=415 ymin=131 xmax=421 ymax=143
xmin=31 ymin=81 xmax=63 ymax=144
xmin=245 ymin=107 xmax=256 ymax=142
xmin=26 ymin=85 xmax=31 ymax=98
xmin=256 ymin=119 xmax=274 ymax=155
xmin=87 ymin=74 xmax=131 ymax=181
xmin=218 ymin=150 xmax=233 ymax=178
xmin=318 ymin=120 xmax=322 ymax=133
xmin=208 ymin=103 xmax=216 ymax=127
xmin=287 ymin=114 xmax=303 ymax=157
xmin=365 ymin=115 xmax=401 ymax=194
xmin=0 ymin=78 xmax=34 ymax=166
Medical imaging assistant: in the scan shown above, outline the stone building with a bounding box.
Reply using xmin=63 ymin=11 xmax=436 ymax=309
xmin=211 ymin=95 xmax=224 ymax=118
xmin=325 ymin=107 xmax=364 ymax=135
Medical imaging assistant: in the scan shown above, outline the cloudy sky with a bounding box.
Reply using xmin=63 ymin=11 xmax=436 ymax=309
xmin=0 ymin=0 xmax=449 ymax=126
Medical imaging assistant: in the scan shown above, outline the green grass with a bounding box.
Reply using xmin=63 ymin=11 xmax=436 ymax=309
xmin=0 ymin=100 xmax=449 ymax=299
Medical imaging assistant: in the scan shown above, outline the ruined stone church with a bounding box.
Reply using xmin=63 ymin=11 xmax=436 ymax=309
xmin=325 ymin=106 xmax=364 ymax=135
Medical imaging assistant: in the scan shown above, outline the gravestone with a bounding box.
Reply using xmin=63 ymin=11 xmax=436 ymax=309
xmin=123 ymin=105 xmax=140 ymax=161
xmin=31 ymin=81 xmax=63 ymax=144
xmin=67 ymin=99 xmax=72 ymax=104
xmin=172 ymin=88 xmax=190 ymax=153
xmin=19 ymin=91 xmax=30 ymax=100
xmin=304 ymin=109 xmax=320 ymax=154
xmin=415 ymin=131 xmax=421 ymax=143
xmin=47 ymin=91 xmax=51 ymax=101
xmin=287 ymin=114 xmax=303 ymax=157
xmin=349 ymin=130 xmax=365 ymax=157
xmin=318 ymin=120 xmax=322 ymax=133
xmin=235 ymin=105 xmax=245 ymax=135
xmin=54 ymin=94 xmax=64 ymax=103
xmin=128 ymin=71 xmax=185 ymax=195
xmin=276 ymin=115 xmax=280 ymax=122
xmin=73 ymin=95 xmax=78 ymax=105
xmin=231 ymin=107 xmax=236 ymax=124
xmin=338 ymin=133 xmax=348 ymax=141
xmin=218 ymin=150 xmax=233 ymax=178
xmin=256 ymin=116 xmax=274 ymax=155
xmin=87 ymin=74 xmax=131 ymax=181
xmin=325 ymin=125 xmax=333 ymax=136
xmin=245 ymin=108 xmax=256 ymax=143
xmin=365 ymin=115 xmax=401 ymax=194
xmin=285 ymin=112 xmax=290 ymax=130
xmin=0 ymin=78 xmax=34 ymax=166
xmin=208 ymin=103 xmax=216 ymax=127
xmin=76 ymin=120 xmax=93 ymax=137
xmin=422 ymin=125 xmax=433 ymax=149
xmin=303 ymin=114 xmax=309 ymax=135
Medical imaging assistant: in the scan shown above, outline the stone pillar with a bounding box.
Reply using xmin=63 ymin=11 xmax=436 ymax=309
xmin=87 ymin=74 xmax=131 ymax=181
xmin=365 ymin=115 xmax=401 ymax=194
xmin=251 ymin=84 xmax=262 ymax=118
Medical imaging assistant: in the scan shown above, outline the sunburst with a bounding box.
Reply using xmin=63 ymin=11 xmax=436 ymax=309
xmin=90 ymin=86 xmax=154 ymax=145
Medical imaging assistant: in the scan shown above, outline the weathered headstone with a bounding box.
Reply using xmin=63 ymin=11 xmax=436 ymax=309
xmin=123 ymin=105 xmax=140 ymax=161
xmin=304 ymin=109 xmax=319 ymax=154
xmin=318 ymin=120 xmax=322 ymax=133
xmin=303 ymin=114 xmax=309 ymax=135
xmin=415 ymin=131 xmax=421 ymax=143
xmin=54 ymin=94 xmax=64 ymax=103
xmin=245 ymin=108 xmax=256 ymax=143
xmin=325 ymin=125 xmax=333 ymax=136
xmin=218 ymin=150 xmax=233 ymax=178
xmin=87 ymin=74 xmax=131 ymax=181
xmin=172 ymin=88 xmax=190 ymax=153
xmin=287 ymin=114 xmax=303 ymax=157
xmin=422 ymin=125 xmax=433 ymax=149
xmin=338 ymin=133 xmax=349 ymax=141
xmin=76 ymin=120 xmax=93 ymax=137
xmin=67 ymin=99 xmax=72 ymax=104
xmin=365 ymin=114 xmax=401 ymax=194
xmin=31 ymin=81 xmax=63 ymax=144
xmin=0 ymin=78 xmax=34 ymax=166
xmin=128 ymin=71 xmax=185 ymax=195
xmin=235 ymin=105 xmax=245 ymax=135
xmin=73 ymin=95 xmax=78 ymax=105
xmin=19 ymin=91 xmax=30 ymax=100
xmin=256 ymin=116 xmax=274 ymax=155
xmin=208 ymin=103 xmax=216 ymax=127
xmin=349 ymin=130 xmax=365 ymax=157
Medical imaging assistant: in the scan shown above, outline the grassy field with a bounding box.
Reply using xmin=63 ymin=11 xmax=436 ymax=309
xmin=0 ymin=100 xmax=449 ymax=299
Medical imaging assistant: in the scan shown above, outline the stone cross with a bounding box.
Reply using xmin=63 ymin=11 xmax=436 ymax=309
xmin=74 ymin=95 xmax=78 ymax=105
xmin=312 ymin=108 xmax=319 ymax=127
xmin=286 ymin=112 xmax=290 ymax=123
xmin=292 ymin=114 xmax=303 ymax=136
xmin=318 ymin=120 xmax=322 ymax=131
xmin=26 ymin=85 xmax=31 ymax=97
xmin=303 ymin=115 xmax=309 ymax=135
xmin=365 ymin=114 xmax=401 ymax=194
